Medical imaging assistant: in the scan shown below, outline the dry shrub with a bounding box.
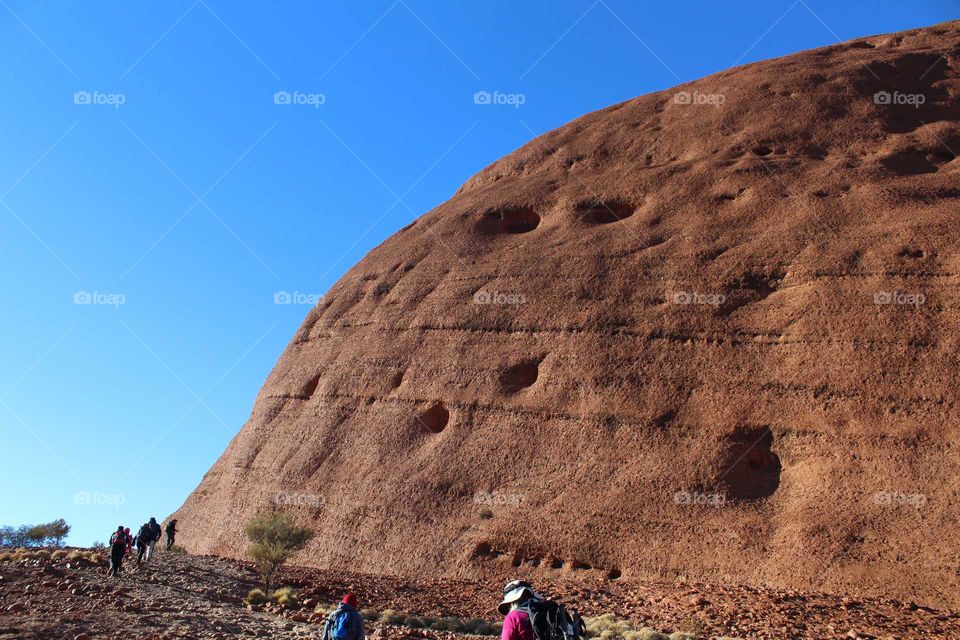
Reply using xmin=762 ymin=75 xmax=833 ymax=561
xmin=271 ymin=587 xmax=300 ymax=609
xmin=245 ymin=588 xmax=269 ymax=606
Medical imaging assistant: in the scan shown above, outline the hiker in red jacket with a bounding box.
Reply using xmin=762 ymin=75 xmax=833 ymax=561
xmin=108 ymin=526 xmax=129 ymax=577
xmin=498 ymin=581 xmax=539 ymax=640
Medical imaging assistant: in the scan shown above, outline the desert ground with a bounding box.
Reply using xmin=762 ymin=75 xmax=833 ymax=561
xmin=1 ymin=548 xmax=958 ymax=639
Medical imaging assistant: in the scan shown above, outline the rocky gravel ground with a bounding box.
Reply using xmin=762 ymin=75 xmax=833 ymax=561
xmin=1 ymin=550 xmax=958 ymax=639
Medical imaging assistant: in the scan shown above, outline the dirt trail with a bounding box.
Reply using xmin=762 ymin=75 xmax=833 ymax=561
xmin=2 ymin=550 xmax=958 ymax=639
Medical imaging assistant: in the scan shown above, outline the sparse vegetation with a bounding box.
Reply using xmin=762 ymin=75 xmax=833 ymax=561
xmin=270 ymin=587 xmax=301 ymax=609
xmin=167 ymin=544 xmax=187 ymax=554
xmin=243 ymin=511 xmax=314 ymax=590
xmin=245 ymin=588 xmax=270 ymax=606
xmin=360 ymin=609 xmax=380 ymax=622
xmin=585 ymin=615 xmax=696 ymax=640
xmin=479 ymin=509 xmax=494 ymax=520
xmin=364 ymin=609 xmax=502 ymax=636
xmin=0 ymin=518 xmax=71 ymax=548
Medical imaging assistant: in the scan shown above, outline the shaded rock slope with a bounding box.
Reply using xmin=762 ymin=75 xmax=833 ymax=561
xmin=174 ymin=21 xmax=960 ymax=608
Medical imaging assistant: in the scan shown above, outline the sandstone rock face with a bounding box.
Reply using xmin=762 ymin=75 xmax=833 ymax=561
xmin=174 ymin=21 xmax=960 ymax=608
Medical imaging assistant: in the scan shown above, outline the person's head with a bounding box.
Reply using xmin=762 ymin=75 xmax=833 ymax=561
xmin=498 ymin=580 xmax=539 ymax=615
xmin=117 ymin=525 xmax=124 ymax=532
xmin=342 ymin=593 xmax=359 ymax=609
xmin=124 ymin=527 xmax=130 ymax=534
xmin=149 ymin=517 xmax=157 ymax=524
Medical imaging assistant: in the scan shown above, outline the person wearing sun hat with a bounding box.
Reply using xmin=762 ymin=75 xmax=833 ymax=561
xmin=322 ymin=593 xmax=365 ymax=640
xmin=498 ymin=580 xmax=541 ymax=640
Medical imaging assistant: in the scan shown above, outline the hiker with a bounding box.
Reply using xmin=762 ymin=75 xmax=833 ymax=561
xmin=322 ymin=594 xmax=365 ymax=640
xmin=498 ymin=580 xmax=539 ymax=640
xmin=498 ymin=580 xmax=585 ymax=640
xmin=145 ymin=517 xmax=162 ymax=561
xmin=108 ymin=526 xmax=128 ymax=577
xmin=164 ymin=519 xmax=177 ymax=550
xmin=135 ymin=522 xmax=153 ymax=564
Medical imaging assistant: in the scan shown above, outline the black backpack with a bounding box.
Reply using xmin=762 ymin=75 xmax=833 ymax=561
xmin=137 ymin=524 xmax=151 ymax=543
xmin=518 ymin=599 xmax=586 ymax=640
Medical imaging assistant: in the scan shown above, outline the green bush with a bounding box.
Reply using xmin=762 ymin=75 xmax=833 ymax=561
xmin=360 ymin=609 xmax=380 ymax=622
xmin=244 ymin=511 xmax=314 ymax=590
xmin=168 ymin=544 xmax=186 ymax=554
xmin=51 ymin=550 xmax=68 ymax=560
xmin=479 ymin=509 xmax=494 ymax=520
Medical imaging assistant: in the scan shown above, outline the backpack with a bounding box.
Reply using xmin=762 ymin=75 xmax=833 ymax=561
xmin=137 ymin=524 xmax=151 ymax=543
xmin=323 ymin=605 xmax=357 ymax=640
xmin=518 ymin=599 xmax=586 ymax=640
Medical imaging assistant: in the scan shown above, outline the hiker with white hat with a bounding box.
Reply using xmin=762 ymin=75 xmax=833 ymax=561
xmin=498 ymin=580 xmax=540 ymax=640
xmin=498 ymin=580 xmax=586 ymax=640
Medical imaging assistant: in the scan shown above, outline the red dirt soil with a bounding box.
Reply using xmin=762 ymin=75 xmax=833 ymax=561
xmin=173 ymin=20 xmax=960 ymax=610
xmin=2 ymin=551 xmax=959 ymax=639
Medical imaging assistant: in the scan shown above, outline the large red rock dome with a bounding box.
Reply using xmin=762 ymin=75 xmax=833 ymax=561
xmin=174 ymin=20 xmax=960 ymax=608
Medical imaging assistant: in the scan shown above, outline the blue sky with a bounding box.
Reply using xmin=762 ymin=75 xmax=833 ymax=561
xmin=0 ymin=1 xmax=954 ymax=546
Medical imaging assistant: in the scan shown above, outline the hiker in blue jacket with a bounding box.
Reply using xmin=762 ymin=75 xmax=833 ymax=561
xmin=323 ymin=594 xmax=365 ymax=640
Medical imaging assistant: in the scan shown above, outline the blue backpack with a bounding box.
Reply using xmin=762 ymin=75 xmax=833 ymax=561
xmin=324 ymin=605 xmax=356 ymax=640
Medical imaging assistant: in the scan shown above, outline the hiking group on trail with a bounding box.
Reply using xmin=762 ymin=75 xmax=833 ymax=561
xmin=107 ymin=517 xmax=176 ymax=577
xmin=106 ymin=523 xmax=580 ymax=640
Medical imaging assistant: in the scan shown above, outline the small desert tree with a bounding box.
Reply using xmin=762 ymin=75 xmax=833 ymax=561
xmin=25 ymin=525 xmax=48 ymax=547
xmin=244 ymin=511 xmax=313 ymax=590
xmin=45 ymin=519 xmax=71 ymax=547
